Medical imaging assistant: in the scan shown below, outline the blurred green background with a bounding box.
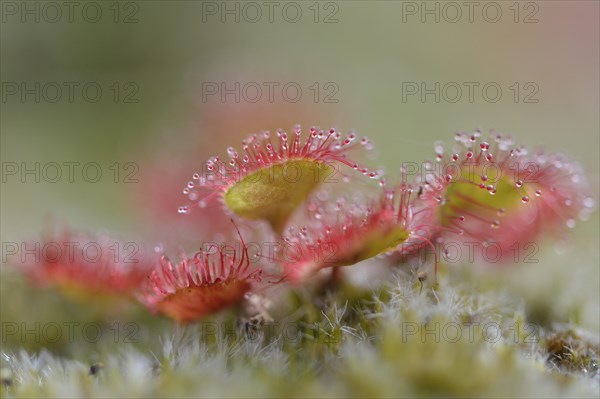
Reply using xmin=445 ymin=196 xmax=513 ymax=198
xmin=1 ymin=0 xmax=598 ymax=317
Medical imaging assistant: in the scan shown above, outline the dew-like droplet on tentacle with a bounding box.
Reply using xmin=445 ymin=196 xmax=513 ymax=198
xmin=584 ymin=197 xmax=595 ymax=208
xmin=178 ymin=206 xmax=189 ymax=214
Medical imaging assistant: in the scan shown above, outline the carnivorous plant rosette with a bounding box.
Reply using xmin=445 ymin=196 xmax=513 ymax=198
xmin=179 ymin=125 xmax=379 ymax=233
xmin=13 ymin=227 xmax=152 ymax=307
xmin=280 ymin=182 xmax=440 ymax=283
xmin=140 ymin=232 xmax=263 ymax=324
xmin=419 ymin=129 xmax=596 ymax=262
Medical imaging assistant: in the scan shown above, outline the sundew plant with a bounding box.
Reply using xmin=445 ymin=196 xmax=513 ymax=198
xmin=1 ymin=2 xmax=599 ymax=398
xmin=3 ymin=125 xmax=599 ymax=398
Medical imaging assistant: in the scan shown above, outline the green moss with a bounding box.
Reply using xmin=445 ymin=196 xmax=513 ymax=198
xmin=2 ymin=271 xmax=598 ymax=398
xmin=546 ymin=330 xmax=599 ymax=374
